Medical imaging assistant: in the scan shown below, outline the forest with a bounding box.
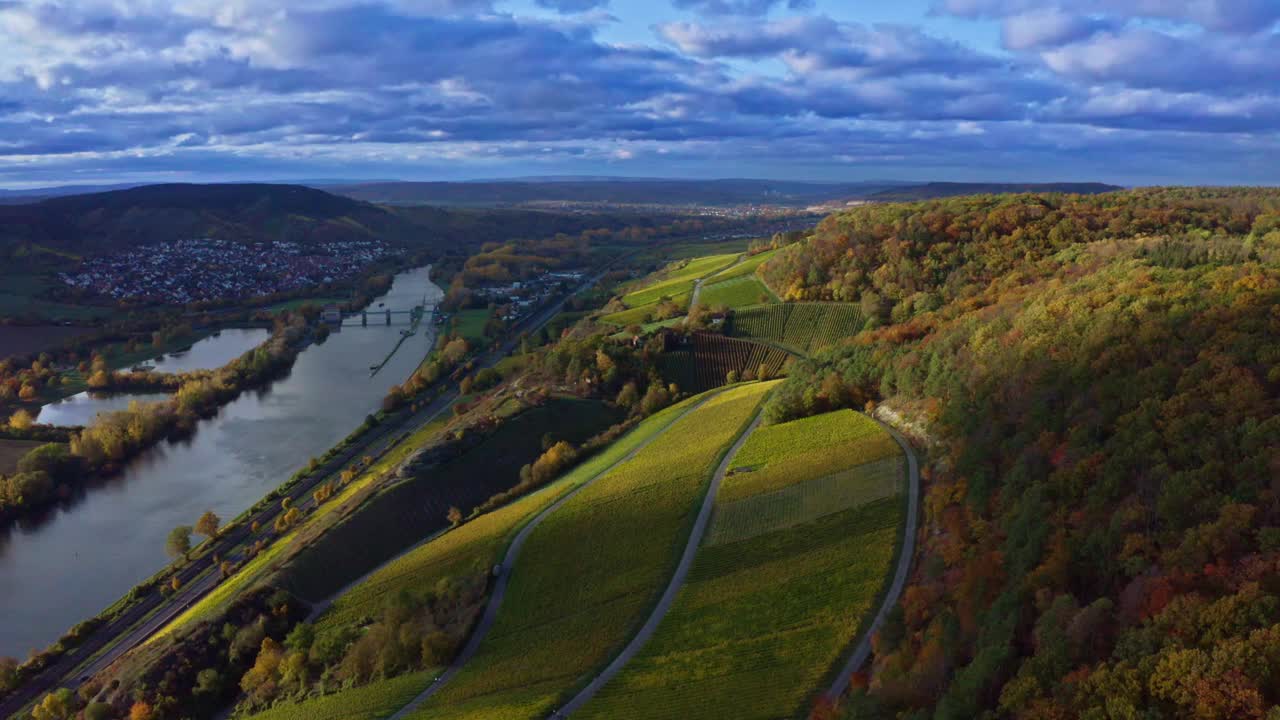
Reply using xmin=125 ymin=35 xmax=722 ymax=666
xmin=759 ymin=188 xmax=1280 ymax=719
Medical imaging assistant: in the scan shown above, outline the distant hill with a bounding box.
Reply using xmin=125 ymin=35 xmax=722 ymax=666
xmin=868 ymin=181 xmax=1122 ymax=201
xmin=330 ymin=179 xmax=909 ymax=207
xmin=0 ymin=183 xmax=422 ymax=254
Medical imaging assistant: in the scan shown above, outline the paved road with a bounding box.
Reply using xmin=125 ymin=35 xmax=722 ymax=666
xmin=385 ymin=394 xmax=716 ymax=720
xmin=823 ymin=418 xmax=920 ymax=700
xmin=0 ymin=267 xmax=611 ymax=720
xmin=554 ymin=407 xmax=765 ymax=717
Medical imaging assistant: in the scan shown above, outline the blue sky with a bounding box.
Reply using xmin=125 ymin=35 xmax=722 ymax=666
xmin=0 ymin=0 xmax=1277 ymax=188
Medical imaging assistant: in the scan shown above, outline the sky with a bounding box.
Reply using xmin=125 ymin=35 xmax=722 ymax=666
xmin=0 ymin=0 xmax=1277 ymax=188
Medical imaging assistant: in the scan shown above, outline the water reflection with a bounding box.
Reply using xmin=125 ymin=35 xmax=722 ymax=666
xmin=0 ymin=267 xmax=442 ymax=657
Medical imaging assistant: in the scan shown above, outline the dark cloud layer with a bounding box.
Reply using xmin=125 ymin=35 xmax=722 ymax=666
xmin=0 ymin=0 xmax=1275 ymax=185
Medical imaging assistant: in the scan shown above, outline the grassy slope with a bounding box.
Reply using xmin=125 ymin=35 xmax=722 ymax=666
xmin=601 ymin=253 xmax=740 ymax=325
xmin=705 ymin=249 xmax=776 ymax=283
xmin=312 ymin=395 xmax=706 ymax=636
xmin=697 ymin=275 xmax=773 ymax=310
xmin=238 ymin=670 xmax=437 ymax=720
xmin=410 ymin=382 xmax=775 ymax=720
xmin=575 ymin=410 xmax=905 ymax=720
xmin=235 ymin=398 xmax=707 ymax=720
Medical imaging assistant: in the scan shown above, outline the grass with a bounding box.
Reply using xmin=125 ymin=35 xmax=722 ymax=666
xmin=722 ymin=409 xmax=900 ymax=502
xmin=313 ymin=395 xmax=704 ymax=637
xmin=454 ymin=309 xmax=491 ymax=343
xmin=575 ymin=499 xmax=901 ymax=720
xmin=280 ymin=399 xmax=623 ymax=603
xmin=704 ymin=249 xmax=777 ymax=283
xmin=0 ymin=438 xmax=46 ymax=474
xmin=264 ymin=296 xmax=349 ymax=314
xmin=237 ymin=669 xmax=438 ymax=720
xmin=600 ymin=292 xmax=691 ymax=326
xmin=696 ymin=275 xmax=774 ymax=310
xmin=574 ymin=410 xmax=906 ymax=720
xmin=621 ymin=253 xmax=739 ymax=309
xmin=0 ymin=271 xmax=119 ymax=323
xmin=409 ymin=382 xmax=776 ymax=720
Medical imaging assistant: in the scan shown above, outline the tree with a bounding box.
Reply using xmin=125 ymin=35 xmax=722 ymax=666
xmin=615 ymin=381 xmax=640 ymax=409
xmin=31 ymin=689 xmax=72 ymax=720
xmin=171 ymin=576 xmax=182 ymax=592
xmin=129 ymin=700 xmax=154 ymax=720
xmin=447 ymin=506 xmax=463 ymax=526
xmin=7 ymin=408 xmax=34 ymax=430
xmin=166 ymin=525 xmax=192 ymax=558
xmin=195 ymin=510 xmax=221 ymax=539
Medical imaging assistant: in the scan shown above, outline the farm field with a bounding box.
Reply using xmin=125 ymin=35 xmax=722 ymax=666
xmin=280 ymin=398 xmax=623 ymax=602
xmin=675 ymin=333 xmax=792 ymax=392
xmin=727 ymin=303 xmax=864 ymax=355
xmin=0 ymin=438 xmax=46 ymax=474
xmin=575 ymin=410 xmax=906 ymax=720
xmin=703 ymin=248 xmax=777 ymax=283
xmin=241 ymin=669 xmax=437 ymax=720
xmin=0 ymin=324 xmax=95 ymax=358
xmin=602 ymin=253 xmax=740 ymax=325
xmin=600 ymin=291 xmax=691 ymax=326
xmin=408 ymin=381 xmax=776 ymax=720
xmin=696 ymin=275 xmax=774 ymax=310
xmin=312 ymin=394 xmax=706 ymax=637
xmin=0 ymin=272 xmax=118 ymax=324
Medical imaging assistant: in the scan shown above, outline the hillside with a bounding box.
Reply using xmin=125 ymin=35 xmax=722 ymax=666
xmin=757 ymin=187 xmax=1280 ymax=718
xmin=868 ymin=181 xmax=1121 ymax=202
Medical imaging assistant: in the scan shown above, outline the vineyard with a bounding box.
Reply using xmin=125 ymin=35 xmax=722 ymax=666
xmin=659 ymin=334 xmax=794 ymax=393
xmin=409 ymin=383 xmax=774 ymax=720
xmin=602 ymin=253 xmax=740 ymax=325
xmin=574 ymin=409 xmax=905 ymax=720
xmin=242 ymin=670 xmax=437 ymax=720
xmin=726 ymin=302 xmax=864 ymax=355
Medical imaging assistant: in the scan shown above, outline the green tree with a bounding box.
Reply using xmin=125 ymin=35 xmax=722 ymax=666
xmin=166 ymin=525 xmax=192 ymax=558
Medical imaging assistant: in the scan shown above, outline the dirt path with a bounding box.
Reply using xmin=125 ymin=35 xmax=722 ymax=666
xmin=822 ymin=419 xmax=921 ymax=700
xmin=385 ymin=394 xmax=719 ymax=720
xmin=553 ymin=407 xmax=766 ymax=717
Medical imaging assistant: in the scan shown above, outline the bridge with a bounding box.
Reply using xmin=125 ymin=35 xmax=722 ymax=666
xmin=327 ymin=295 xmax=431 ymax=327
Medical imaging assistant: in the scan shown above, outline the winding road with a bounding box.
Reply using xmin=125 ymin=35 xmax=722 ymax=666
xmin=553 ymin=406 xmax=766 ymax=717
xmin=386 ymin=393 xmax=719 ymax=720
xmin=0 ymin=263 xmax=615 ymax=720
xmin=823 ymin=418 xmax=921 ymax=701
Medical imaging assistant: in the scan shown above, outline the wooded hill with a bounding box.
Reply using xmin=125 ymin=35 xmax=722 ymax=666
xmin=760 ymin=187 xmax=1280 ymax=719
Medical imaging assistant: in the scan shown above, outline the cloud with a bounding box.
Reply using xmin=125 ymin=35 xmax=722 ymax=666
xmin=1000 ymin=8 xmax=1114 ymax=50
xmin=671 ymin=0 xmax=814 ymax=18
xmin=535 ymin=0 xmax=610 ymax=11
xmin=937 ymin=0 xmax=1280 ymax=33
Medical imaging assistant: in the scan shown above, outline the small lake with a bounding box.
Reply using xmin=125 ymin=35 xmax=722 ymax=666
xmin=33 ymin=329 xmax=269 ymax=427
xmin=138 ymin=327 xmax=270 ymax=374
xmin=36 ymin=391 xmax=174 ymax=427
xmin=0 ymin=267 xmax=442 ymax=657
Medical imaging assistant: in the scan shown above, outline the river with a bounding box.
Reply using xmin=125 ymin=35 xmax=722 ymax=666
xmin=0 ymin=267 xmax=442 ymax=657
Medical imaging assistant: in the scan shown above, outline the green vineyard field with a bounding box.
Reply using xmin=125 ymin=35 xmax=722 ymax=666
xmin=726 ymin=302 xmax=863 ymax=355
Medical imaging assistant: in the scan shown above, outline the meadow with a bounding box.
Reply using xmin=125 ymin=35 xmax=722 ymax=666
xmin=703 ymin=249 xmax=777 ymax=283
xmin=408 ymin=382 xmax=775 ymax=720
xmin=696 ymin=275 xmax=774 ymax=310
xmin=574 ymin=409 xmax=905 ymax=720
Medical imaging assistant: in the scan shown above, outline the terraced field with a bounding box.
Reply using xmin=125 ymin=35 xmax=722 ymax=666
xmin=407 ymin=382 xmax=775 ymax=720
xmin=727 ymin=303 xmax=864 ymax=355
xmin=573 ymin=409 xmax=905 ymax=720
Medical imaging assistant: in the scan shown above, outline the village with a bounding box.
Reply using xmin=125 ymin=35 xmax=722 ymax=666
xmin=59 ymin=237 xmax=395 ymax=304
